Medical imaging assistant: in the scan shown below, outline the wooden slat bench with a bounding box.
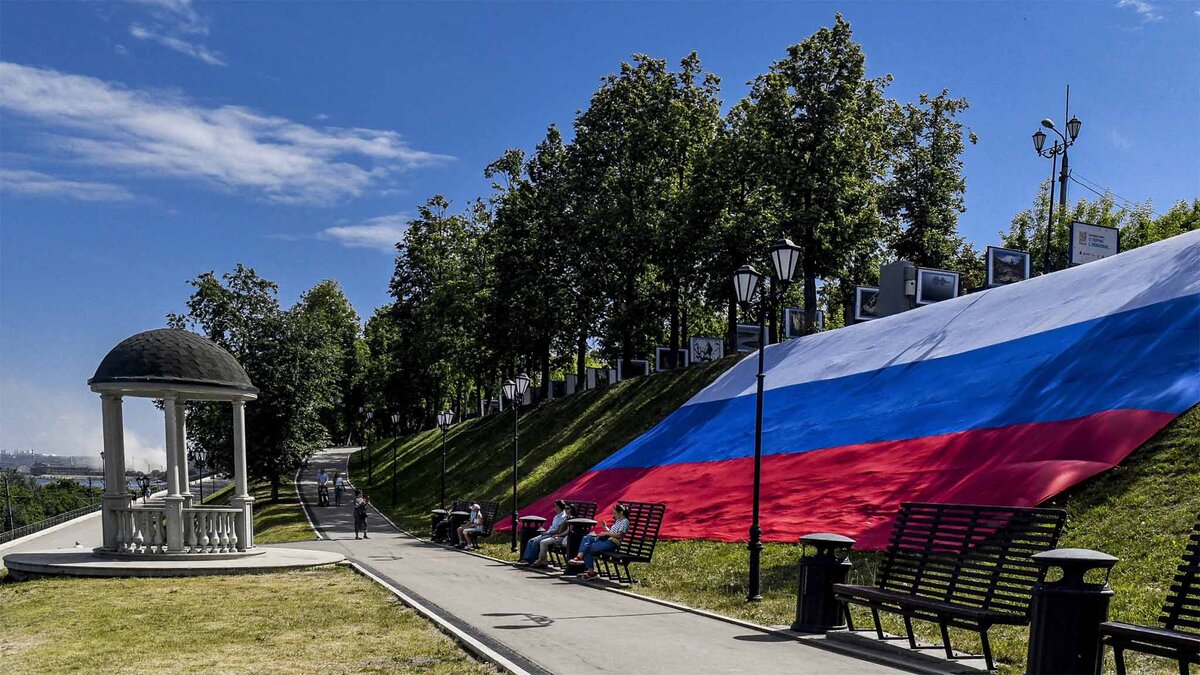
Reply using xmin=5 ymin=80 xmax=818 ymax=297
xmin=469 ymin=500 xmax=501 ymax=542
xmin=548 ymin=500 xmax=598 ymax=567
xmin=1100 ymin=518 xmax=1200 ymax=674
xmin=595 ymin=501 xmax=667 ymax=584
xmin=833 ymin=502 xmax=1067 ymax=671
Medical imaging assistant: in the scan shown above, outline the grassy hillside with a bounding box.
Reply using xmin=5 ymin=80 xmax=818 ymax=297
xmin=349 ymin=356 xmax=738 ymax=528
xmin=357 ymin=353 xmax=1197 ymax=674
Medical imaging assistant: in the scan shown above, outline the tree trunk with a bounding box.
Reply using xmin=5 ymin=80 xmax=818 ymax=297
xmin=270 ymin=473 xmax=280 ymax=502
xmin=541 ymin=343 xmax=552 ymax=401
xmin=727 ymin=284 xmax=738 ymax=355
xmin=803 ymin=218 xmax=818 ymax=335
xmin=668 ymin=281 xmax=680 ymax=368
xmin=576 ymin=333 xmax=587 ymax=387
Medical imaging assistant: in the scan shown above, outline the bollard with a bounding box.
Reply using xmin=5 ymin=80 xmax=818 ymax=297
xmin=792 ymin=533 xmax=855 ymax=633
xmin=518 ymin=516 xmax=546 ymax=557
xmin=430 ymin=509 xmax=447 ymax=542
xmin=1026 ymin=548 xmax=1118 ymax=675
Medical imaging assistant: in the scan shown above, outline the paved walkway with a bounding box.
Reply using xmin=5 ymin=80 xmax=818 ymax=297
xmin=285 ymin=448 xmax=905 ymax=675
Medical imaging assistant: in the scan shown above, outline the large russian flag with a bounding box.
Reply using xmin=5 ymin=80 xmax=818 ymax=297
xmin=514 ymin=231 xmax=1200 ymax=548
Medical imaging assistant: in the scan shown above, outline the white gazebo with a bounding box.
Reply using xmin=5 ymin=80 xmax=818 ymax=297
xmin=88 ymin=328 xmax=260 ymax=557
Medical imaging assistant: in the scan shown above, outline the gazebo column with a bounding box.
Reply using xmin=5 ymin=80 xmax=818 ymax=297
xmin=229 ymin=400 xmax=254 ymax=551
xmin=100 ymin=394 xmax=128 ymax=551
xmin=162 ymin=396 xmax=185 ymax=552
xmin=175 ymin=399 xmax=193 ymax=549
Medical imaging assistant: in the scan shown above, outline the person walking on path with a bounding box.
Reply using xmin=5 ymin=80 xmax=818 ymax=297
xmin=334 ymin=473 xmax=345 ymax=506
xmin=317 ymin=468 xmax=330 ymax=507
xmin=354 ymin=490 xmax=370 ymax=539
xmin=571 ymin=504 xmax=629 ymax=581
xmin=517 ymin=500 xmax=572 ymax=566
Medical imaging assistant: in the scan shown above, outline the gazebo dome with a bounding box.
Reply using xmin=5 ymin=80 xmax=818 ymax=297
xmin=88 ymin=328 xmax=258 ymax=397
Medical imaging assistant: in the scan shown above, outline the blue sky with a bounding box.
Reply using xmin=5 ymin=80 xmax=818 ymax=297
xmin=2 ymin=0 xmax=1198 ymax=466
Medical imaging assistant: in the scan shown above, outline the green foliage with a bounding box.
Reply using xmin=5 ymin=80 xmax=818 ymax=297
xmin=1 ymin=472 xmax=101 ymax=531
xmin=168 ymin=266 xmax=359 ymax=499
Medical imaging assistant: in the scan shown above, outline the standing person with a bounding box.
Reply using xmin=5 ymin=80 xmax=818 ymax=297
xmin=317 ymin=468 xmax=330 ymax=507
xmin=456 ymin=503 xmax=483 ymax=550
xmin=354 ymin=490 xmax=370 ymax=539
xmin=333 ymin=473 xmax=345 ymax=506
xmin=571 ymin=504 xmax=629 ymax=581
xmin=517 ymin=500 xmax=571 ymax=566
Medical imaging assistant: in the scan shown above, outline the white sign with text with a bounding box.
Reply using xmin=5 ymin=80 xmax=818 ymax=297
xmin=1070 ymin=221 xmax=1120 ymax=265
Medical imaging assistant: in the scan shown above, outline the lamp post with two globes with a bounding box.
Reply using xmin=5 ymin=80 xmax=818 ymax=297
xmin=436 ymin=410 xmax=455 ymax=510
xmin=502 ymin=373 xmax=532 ymax=552
xmin=1031 ymin=91 xmax=1082 ymax=274
xmin=731 ymin=238 xmax=800 ymax=602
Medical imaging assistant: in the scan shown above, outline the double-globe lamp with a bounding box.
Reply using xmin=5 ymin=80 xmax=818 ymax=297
xmin=1031 ymin=114 xmax=1082 ymax=274
xmin=731 ymin=238 xmax=800 ymax=602
xmin=502 ymin=373 xmax=532 ymax=551
xmin=435 ymin=409 xmax=455 ymax=509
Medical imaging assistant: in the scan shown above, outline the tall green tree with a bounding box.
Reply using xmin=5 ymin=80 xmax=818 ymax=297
xmin=739 ymin=15 xmax=892 ymax=334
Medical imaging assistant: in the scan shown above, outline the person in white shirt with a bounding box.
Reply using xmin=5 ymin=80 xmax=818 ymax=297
xmin=333 ymin=473 xmax=346 ymax=506
xmin=456 ymin=504 xmax=484 ymax=550
xmin=517 ymin=500 xmax=574 ymax=566
xmin=317 ymin=469 xmax=330 ymax=506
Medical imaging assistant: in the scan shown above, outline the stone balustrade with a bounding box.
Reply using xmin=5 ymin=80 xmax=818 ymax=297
xmin=112 ymin=505 xmax=168 ymax=554
xmin=109 ymin=505 xmax=243 ymax=554
xmin=185 ymin=506 xmax=241 ymax=553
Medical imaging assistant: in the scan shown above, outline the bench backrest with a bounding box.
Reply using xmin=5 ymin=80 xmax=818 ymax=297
xmin=1161 ymin=519 xmax=1200 ymax=634
xmin=475 ymin=500 xmax=501 ymax=535
xmin=876 ymin=502 xmax=1066 ymax=618
xmin=613 ymin=501 xmax=666 ymax=562
xmin=564 ymin=500 xmax=597 ymax=521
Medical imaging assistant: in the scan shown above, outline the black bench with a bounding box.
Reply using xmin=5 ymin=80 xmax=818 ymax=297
xmin=466 ymin=500 xmax=501 ymax=543
xmin=594 ymin=501 xmax=667 ymax=584
xmin=1100 ymin=517 xmax=1200 ymax=674
xmin=834 ymin=502 xmax=1066 ymax=671
xmin=547 ymin=500 xmax=599 ymax=566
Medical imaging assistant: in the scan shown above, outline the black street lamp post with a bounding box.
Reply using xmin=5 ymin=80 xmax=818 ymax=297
xmin=1031 ymin=87 xmax=1082 ymax=274
xmin=502 ymin=373 xmax=532 ymax=552
xmin=732 ymin=238 xmax=800 ymax=602
xmin=364 ymin=410 xmax=374 ymax=490
xmin=436 ymin=410 xmax=455 ymax=509
xmin=390 ymin=412 xmax=401 ymax=505
xmin=189 ymin=447 xmax=207 ymax=503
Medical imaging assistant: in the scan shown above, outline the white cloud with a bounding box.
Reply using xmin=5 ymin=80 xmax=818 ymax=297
xmin=126 ymin=0 xmax=206 ymax=34
xmin=0 ymin=168 xmax=135 ymax=202
xmin=1108 ymin=129 xmax=1135 ymax=151
xmin=1116 ymin=0 xmax=1163 ymax=21
xmin=321 ymin=213 xmax=409 ymax=252
xmin=130 ymin=24 xmax=226 ymax=66
xmin=0 ymin=62 xmax=450 ymax=204
xmin=0 ymin=378 xmax=165 ymax=472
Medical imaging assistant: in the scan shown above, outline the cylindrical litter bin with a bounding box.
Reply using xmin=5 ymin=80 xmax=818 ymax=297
xmin=430 ymin=509 xmax=448 ymax=541
xmin=518 ymin=515 xmax=546 ymax=558
xmin=563 ymin=517 xmax=597 ymax=575
xmin=1026 ymin=548 xmax=1118 ymax=675
xmin=792 ymin=533 xmax=855 ymax=633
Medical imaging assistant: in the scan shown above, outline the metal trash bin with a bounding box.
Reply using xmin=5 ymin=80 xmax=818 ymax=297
xmin=518 ymin=515 xmax=546 ymax=558
xmin=1026 ymin=548 xmax=1118 ymax=675
xmin=430 ymin=509 xmax=448 ymax=541
xmin=792 ymin=533 xmax=855 ymax=633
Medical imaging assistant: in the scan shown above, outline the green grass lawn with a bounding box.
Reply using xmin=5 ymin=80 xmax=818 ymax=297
xmin=0 ymin=566 xmax=496 ymax=674
xmin=203 ymin=477 xmax=316 ymax=544
xmin=350 ymin=357 xmax=738 ymax=529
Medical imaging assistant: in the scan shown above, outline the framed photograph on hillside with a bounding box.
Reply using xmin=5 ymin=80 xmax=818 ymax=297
xmin=617 ymin=359 xmax=649 ymax=380
xmin=784 ymin=308 xmax=824 ymax=337
xmin=690 ymin=337 xmax=724 ymax=363
xmin=915 ymin=269 xmax=959 ymax=305
xmin=854 ymin=286 xmax=880 ymax=322
xmin=736 ymin=324 xmax=769 ymax=353
xmin=985 ymin=246 xmax=1031 ymax=287
xmin=654 ymin=347 xmax=689 ymax=371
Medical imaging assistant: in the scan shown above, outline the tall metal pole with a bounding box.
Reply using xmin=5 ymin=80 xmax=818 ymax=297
xmin=391 ymin=442 xmax=397 ymax=506
xmin=440 ymin=427 xmax=447 ymax=510
xmin=1045 ymin=146 xmax=1059 ymax=275
xmin=1059 ymin=85 xmax=1071 ymax=211
xmin=747 ymin=280 xmax=768 ymax=602
xmin=511 ymin=401 xmax=520 ymax=552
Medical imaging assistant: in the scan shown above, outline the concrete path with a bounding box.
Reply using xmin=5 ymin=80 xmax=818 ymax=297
xmin=286 ymin=448 xmax=906 ymax=675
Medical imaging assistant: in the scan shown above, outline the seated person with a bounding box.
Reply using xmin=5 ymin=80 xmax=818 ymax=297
xmin=456 ymin=503 xmax=484 ymax=550
xmin=517 ymin=500 xmax=574 ymax=567
xmin=570 ymin=503 xmax=629 ymax=581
